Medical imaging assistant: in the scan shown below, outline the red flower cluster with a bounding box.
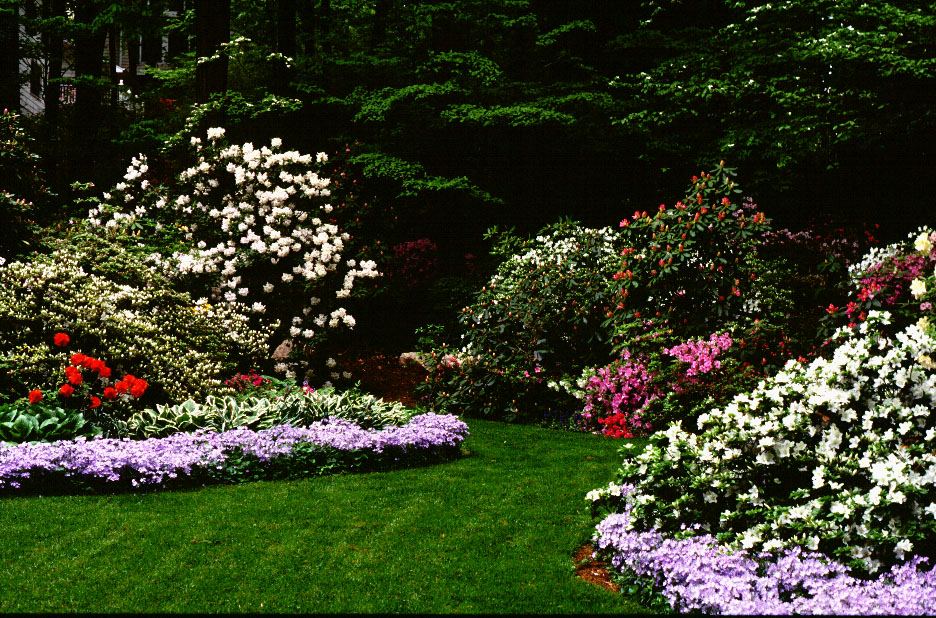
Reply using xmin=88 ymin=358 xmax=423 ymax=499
xmin=44 ymin=333 xmax=147 ymax=407
xmin=115 ymin=374 xmax=148 ymax=399
xmin=27 ymin=389 xmax=43 ymax=404
xmin=70 ymin=353 xmax=112 ymax=378
xmin=598 ymin=412 xmax=636 ymax=438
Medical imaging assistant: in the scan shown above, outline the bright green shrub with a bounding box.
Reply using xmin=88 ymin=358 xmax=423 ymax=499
xmin=0 ymin=232 xmax=273 ymax=408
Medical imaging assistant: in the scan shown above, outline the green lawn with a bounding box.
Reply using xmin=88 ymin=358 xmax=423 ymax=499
xmin=0 ymin=419 xmax=655 ymax=613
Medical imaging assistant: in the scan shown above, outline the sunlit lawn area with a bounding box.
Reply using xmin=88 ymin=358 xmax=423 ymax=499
xmin=0 ymin=419 xmax=653 ymax=614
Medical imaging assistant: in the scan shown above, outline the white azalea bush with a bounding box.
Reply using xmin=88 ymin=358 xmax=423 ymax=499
xmin=590 ymin=309 xmax=936 ymax=575
xmin=86 ymin=128 xmax=380 ymax=383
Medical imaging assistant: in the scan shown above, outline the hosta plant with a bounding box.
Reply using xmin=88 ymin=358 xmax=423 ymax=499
xmin=0 ymin=400 xmax=99 ymax=444
xmin=121 ymin=385 xmax=418 ymax=438
xmin=121 ymin=395 xmax=288 ymax=438
xmin=590 ymin=309 xmax=936 ymax=575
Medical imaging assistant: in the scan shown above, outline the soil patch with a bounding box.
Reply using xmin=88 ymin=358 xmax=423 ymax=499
xmin=334 ymin=351 xmax=428 ymax=408
xmin=574 ymin=543 xmax=620 ymax=593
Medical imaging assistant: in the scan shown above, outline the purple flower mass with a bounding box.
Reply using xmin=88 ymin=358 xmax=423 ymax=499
xmin=595 ymin=510 xmax=936 ymax=615
xmin=0 ymin=413 xmax=468 ymax=491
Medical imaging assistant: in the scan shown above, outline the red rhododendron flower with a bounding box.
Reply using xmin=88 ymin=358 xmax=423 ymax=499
xmin=59 ymin=384 xmax=75 ymax=397
xmin=70 ymin=353 xmax=87 ymax=366
xmin=89 ymin=396 xmax=101 ymax=409
xmin=64 ymin=366 xmax=83 ymax=385
xmin=53 ymin=333 xmax=70 ymax=347
xmin=27 ymin=389 xmax=43 ymax=404
xmin=102 ymin=387 xmax=118 ymax=401
xmin=98 ymin=365 xmax=112 ymax=378
xmin=129 ymin=379 xmax=148 ymax=398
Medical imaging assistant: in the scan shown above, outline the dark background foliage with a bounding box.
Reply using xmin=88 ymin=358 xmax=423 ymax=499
xmin=3 ymin=0 xmax=934 ymax=280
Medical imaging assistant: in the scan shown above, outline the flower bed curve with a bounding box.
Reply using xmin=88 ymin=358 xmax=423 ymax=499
xmin=0 ymin=413 xmax=468 ymax=494
xmin=594 ymin=501 xmax=936 ymax=615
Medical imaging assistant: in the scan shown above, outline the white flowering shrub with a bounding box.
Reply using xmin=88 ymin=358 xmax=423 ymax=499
xmin=421 ymin=220 xmax=624 ymax=419
xmin=87 ymin=128 xmax=380 ymax=382
xmin=0 ymin=233 xmax=272 ymax=407
xmin=590 ymin=309 xmax=936 ymax=575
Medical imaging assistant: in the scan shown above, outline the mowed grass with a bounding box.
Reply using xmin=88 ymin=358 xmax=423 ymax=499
xmin=0 ymin=419 xmax=654 ymax=614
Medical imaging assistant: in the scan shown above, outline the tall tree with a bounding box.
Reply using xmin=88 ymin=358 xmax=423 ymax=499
xmin=0 ymin=0 xmax=19 ymax=112
xmin=72 ymin=0 xmax=109 ymax=179
xmin=274 ymin=0 xmax=297 ymax=95
xmin=195 ymin=0 xmax=230 ymax=104
xmin=42 ymin=0 xmax=66 ymax=132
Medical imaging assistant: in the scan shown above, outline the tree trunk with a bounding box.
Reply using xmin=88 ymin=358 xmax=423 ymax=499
xmin=274 ymin=0 xmax=297 ymax=95
xmin=0 ymin=0 xmax=19 ymax=113
xmin=195 ymin=0 xmax=230 ymax=104
xmin=108 ymin=22 xmax=118 ymax=106
xmin=371 ymin=0 xmax=391 ymax=48
xmin=320 ymin=0 xmax=331 ymax=54
xmin=72 ymin=0 xmax=108 ymax=181
xmin=43 ymin=0 xmax=65 ymax=130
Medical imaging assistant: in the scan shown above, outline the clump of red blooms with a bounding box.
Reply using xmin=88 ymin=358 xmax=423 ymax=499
xmin=225 ymin=371 xmax=271 ymax=392
xmin=27 ymin=333 xmax=147 ymax=409
xmin=598 ymin=412 xmax=638 ymax=438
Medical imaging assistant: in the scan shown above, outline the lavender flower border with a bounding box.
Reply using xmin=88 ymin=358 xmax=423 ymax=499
xmin=0 ymin=413 xmax=468 ymax=493
xmin=594 ymin=509 xmax=936 ymax=615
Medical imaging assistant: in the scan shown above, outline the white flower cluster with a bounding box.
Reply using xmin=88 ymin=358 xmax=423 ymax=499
xmin=848 ymin=226 xmax=934 ymax=279
xmin=86 ymin=129 xmax=381 ymax=379
xmin=606 ymin=307 xmax=936 ymax=574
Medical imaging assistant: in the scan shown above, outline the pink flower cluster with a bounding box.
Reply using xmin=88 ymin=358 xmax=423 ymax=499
xmin=663 ymin=332 xmax=732 ymax=377
xmin=583 ymin=351 xmax=656 ymax=436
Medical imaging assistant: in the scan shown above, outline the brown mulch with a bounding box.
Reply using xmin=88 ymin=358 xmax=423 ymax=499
xmin=334 ymin=350 xmax=618 ymax=594
xmin=334 ymin=351 xmax=428 ymax=408
xmin=574 ymin=543 xmax=620 ymax=593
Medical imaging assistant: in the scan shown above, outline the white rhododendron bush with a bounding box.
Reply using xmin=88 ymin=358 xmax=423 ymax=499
xmin=87 ymin=128 xmax=379 ymax=382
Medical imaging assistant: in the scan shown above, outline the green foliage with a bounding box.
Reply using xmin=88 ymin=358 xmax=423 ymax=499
xmin=421 ymin=220 xmax=623 ymax=420
xmin=348 ymin=151 xmax=503 ymax=202
xmin=121 ymin=385 xmax=418 ymax=439
xmin=608 ymin=0 xmax=936 ymax=196
xmin=417 ymin=51 xmax=503 ymax=87
xmin=439 ymin=103 xmax=577 ymax=127
xmin=608 ymin=162 xmax=770 ymax=332
xmin=0 ymin=400 xmax=99 ymax=444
